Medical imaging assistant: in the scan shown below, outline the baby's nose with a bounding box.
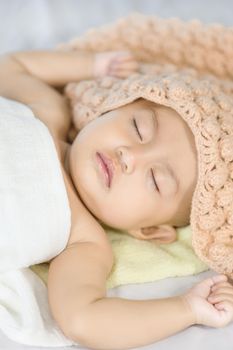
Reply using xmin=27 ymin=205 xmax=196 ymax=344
xmin=116 ymin=146 xmax=135 ymax=174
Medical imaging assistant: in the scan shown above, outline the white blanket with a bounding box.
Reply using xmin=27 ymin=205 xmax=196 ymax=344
xmin=0 ymin=97 xmax=73 ymax=346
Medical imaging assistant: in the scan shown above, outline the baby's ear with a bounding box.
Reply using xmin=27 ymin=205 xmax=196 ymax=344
xmin=128 ymin=225 xmax=177 ymax=244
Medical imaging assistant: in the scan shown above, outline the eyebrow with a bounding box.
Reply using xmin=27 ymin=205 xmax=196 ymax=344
xmin=151 ymin=107 xmax=180 ymax=194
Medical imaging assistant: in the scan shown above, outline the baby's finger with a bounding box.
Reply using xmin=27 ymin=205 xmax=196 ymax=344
xmin=198 ymin=274 xmax=228 ymax=292
xmin=211 ymin=274 xmax=228 ymax=285
xmin=208 ymin=292 xmax=233 ymax=304
xmin=210 ymin=286 xmax=233 ymax=297
xmin=109 ymin=70 xmax=137 ymax=78
xmin=211 ymin=282 xmax=232 ymax=291
xmin=113 ymin=55 xmax=136 ymax=63
xmin=110 ymin=61 xmax=139 ymax=71
xmin=112 ymin=51 xmax=136 ymax=61
xmin=109 ymin=64 xmax=139 ymax=76
xmin=215 ymin=300 xmax=233 ymax=312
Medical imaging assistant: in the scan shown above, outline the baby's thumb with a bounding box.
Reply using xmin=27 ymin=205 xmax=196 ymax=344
xmin=188 ymin=274 xmax=228 ymax=299
xmin=211 ymin=274 xmax=228 ymax=284
xmin=214 ymin=301 xmax=233 ymax=327
xmin=215 ymin=301 xmax=227 ymax=311
xmin=199 ymin=274 xmax=227 ymax=290
xmin=203 ymin=274 xmax=228 ymax=292
xmin=112 ymin=50 xmax=134 ymax=59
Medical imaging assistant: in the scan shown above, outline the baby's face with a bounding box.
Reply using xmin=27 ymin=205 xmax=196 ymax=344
xmin=69 ymin=99 xmax=197 ymax=232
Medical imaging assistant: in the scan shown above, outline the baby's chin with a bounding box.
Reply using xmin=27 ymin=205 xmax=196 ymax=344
xmin=71 ymin=181 xmax=135 ymax=232
xmin=75 ymin=190 xmax=120 ymax=228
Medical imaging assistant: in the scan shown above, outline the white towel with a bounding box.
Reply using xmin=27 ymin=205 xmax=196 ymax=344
xmin=0 ymin=97 xmax=74 ymax=346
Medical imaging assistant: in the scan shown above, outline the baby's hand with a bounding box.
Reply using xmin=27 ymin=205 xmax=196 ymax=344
xmin=93 ymin=51 xmax=139 ymax=79
xmin=182 ymin=274 xmax=233 ymax=328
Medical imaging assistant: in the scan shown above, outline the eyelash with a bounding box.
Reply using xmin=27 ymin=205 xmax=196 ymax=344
xmin=151 ymin=169 xmax=159 ymax=192
xmin=132 ymin=118 xmax=143 ymax=141
xmin=132 ymin=118 xmax=159 ymax=192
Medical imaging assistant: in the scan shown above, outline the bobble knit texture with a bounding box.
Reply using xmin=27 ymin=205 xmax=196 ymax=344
xmin=61 ymin=14 xmax=233 ymax=279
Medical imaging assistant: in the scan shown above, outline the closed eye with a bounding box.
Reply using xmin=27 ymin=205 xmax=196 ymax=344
xmin=151 ymin=169 xmax=159 ymax=192
xmin=132 ymin=118 xmax=142 ymax=141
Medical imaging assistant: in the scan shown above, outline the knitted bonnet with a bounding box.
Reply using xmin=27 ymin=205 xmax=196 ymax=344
xmin=62 ymin=14 xmax=233 ymax=278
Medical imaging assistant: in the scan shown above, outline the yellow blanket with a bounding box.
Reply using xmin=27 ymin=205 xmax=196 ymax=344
xmin=30 ymin=225 xmax=208 ymax=289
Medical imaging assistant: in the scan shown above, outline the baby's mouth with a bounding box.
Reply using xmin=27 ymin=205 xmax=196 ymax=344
xmin=96 ymin=152 xmax=114 ymax=188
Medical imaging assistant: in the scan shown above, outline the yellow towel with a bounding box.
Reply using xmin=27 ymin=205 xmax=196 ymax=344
xmin=30 ymin=225 xmax=208 ymax=289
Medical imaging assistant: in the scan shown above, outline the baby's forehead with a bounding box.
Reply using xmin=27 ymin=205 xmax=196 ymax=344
xmin=126 ymin=98 xmax=181 ymax=118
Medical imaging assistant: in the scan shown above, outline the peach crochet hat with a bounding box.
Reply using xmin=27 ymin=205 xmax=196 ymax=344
xmin=62 ymin=14 xmax=233 ymax=278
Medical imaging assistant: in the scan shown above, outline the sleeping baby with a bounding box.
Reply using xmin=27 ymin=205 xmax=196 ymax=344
xmin=0 ymin=14 xmax=233 ymax=350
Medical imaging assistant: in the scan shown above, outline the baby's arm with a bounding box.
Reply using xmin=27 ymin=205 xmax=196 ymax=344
xmin=6 ymin=50 xmax=138 ymax=86
xmin=49 ymin=213 xmax=233 ymax=350
xmin=0 ymin=50 xmax=138 ymax=140
xmin=48 ymin=227 xmax=194 ymax=350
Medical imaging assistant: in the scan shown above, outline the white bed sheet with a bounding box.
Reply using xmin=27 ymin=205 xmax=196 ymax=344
xmin=0 ymin=0 xmax=232 ymax=349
